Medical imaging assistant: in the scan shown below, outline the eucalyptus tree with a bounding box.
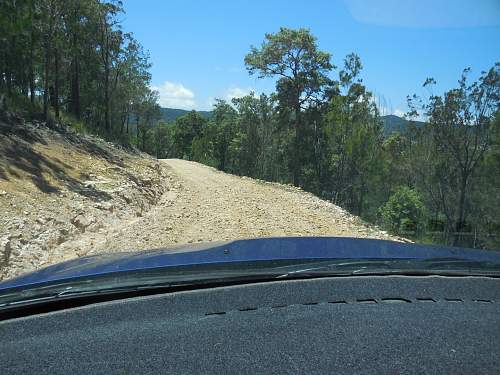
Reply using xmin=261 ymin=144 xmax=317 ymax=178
xmin=245 ymin=27 xmax=334 ymax=186
xmin=211 ymin=99 xmax=238 ymax=171
xmin=408 ymin=64 xmax=499 ymax=245
xmin=323 ymin=54 xmax=383 ymax=216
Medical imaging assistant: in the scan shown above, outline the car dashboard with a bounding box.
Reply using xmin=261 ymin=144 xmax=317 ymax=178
xmin=1 ymin=275 xmax=499 ymax=374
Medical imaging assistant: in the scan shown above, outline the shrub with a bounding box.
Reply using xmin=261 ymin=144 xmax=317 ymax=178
xmin=379 ymin=186 xmax=426 ymax=234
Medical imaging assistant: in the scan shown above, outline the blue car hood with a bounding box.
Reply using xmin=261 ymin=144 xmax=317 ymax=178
xmin=1 ymin=237 xmax=499 ymax=291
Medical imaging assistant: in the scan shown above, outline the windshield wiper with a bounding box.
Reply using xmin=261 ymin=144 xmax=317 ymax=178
xmin=276 ymin=258 xmax=500 ymax=278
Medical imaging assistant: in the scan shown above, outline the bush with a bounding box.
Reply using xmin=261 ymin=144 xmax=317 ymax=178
xmin=379 ymin=186 xmax=426 ymax=234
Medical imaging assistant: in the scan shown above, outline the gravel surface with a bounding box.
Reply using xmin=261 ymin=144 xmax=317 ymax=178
xmin=51 ymin=159 xmax=401 ymax=261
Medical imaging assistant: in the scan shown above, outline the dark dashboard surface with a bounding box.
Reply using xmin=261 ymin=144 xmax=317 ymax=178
xmin=1 ymin=276 xmax=499 ymax=374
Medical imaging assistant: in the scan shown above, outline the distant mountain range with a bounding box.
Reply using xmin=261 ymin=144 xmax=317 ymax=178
xmin=159 ymin=108 xmax=424 ymax=135
xmin=160 ymin=107 xmax=212 ymax=122
xmin=381 ymin=114 xmax=425 ymax=135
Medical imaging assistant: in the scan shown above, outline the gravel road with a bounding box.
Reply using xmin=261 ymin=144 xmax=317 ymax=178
xmin=51 ymin=158 xmax=397 ymax=261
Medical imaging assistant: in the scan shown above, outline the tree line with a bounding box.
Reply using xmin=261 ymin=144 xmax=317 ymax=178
xmin=0 ymin=0 xmax=160 ymax=139
xmin=1 ymin=6 xmax=498 ymax=250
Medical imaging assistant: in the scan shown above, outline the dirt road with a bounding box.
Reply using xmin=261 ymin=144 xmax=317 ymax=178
xmin=50 ymin=158 xmax=396 ymax=263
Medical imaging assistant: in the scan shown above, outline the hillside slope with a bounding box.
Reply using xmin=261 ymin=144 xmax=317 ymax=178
xmin=0 ymin=119 xmax=173 ymax=280
xmin=1 ymin=120 xmax=402 ymax=281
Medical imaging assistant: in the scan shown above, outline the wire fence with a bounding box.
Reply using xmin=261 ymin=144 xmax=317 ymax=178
xmin=397 ymin=229 xmax=498 ymax=249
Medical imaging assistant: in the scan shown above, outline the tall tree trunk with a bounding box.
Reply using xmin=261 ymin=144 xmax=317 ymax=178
xmin=71 ymin=5 xmax=81 ymax=119
xmin=70 ymin=55 xmax=81 ymax=118
xmin=357 ymin=181 xmax=365 ymax=217
xmin=5 ymin=35 xmax=15 ymax=96
xmin=29 ymin=6 xmax=35 ymax=105
xmin=136 ymin=114 xmax=140 ymax=139
xmin=0 ymin=54 xmax=5 ymax=92
xmin=54 ymin=47 xmax=60 ymax=118
xmin=313 ymin=118 xmax=322 ymax=183
xmin=104 ymin=49 xmax=111 ymax=133
xmin=293 ymin=102 xmax=301 ymax=187
xmin=29 ymin=63 xmax=35 ymax=104
xmin=453 ymin=172 xmax=469 ymax=246
xmin=142 ymin=115 xmax=150 ymax=151
xmin=155 ymin=125 xmax=160 ymax=158
xmin=120 ymin=107 xmax=127 ymax=134
xmin=70 ymin=29 xmax=81 ymax=119
xmin=43 ymin=44 xmax=50 ymax=120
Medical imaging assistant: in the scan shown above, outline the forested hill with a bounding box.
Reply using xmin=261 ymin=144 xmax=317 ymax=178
xmin=160 ymin=108 xmax=423 ymax=136
xmin=160 ymin=108 xmax=212 ymax=122
xmin=381 ymin=115 xmax=425 ymax=135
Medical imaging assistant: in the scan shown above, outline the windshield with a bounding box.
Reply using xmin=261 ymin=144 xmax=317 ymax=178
xmin=0 ymin=0 xmax=499 ymax=293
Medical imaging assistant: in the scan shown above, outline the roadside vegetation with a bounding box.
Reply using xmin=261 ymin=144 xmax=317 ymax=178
xmin=1 ymin=1 xmax=498 ymax=249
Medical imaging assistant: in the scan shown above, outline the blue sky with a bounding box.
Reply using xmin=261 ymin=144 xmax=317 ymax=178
xmin=122 ymin=0 xmax=500 ymax=113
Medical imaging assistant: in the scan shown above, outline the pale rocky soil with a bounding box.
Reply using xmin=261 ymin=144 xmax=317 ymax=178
xmin=0 ymin=119 xmax=402 ymax=281
xmin=0 ymin=119 xmax=171 ymax=281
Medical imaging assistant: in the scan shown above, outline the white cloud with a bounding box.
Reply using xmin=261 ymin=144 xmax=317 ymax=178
xmin=390 ymin=107 xmax=427 ymax=121
xmin=377 ymin=105 xmax=394 ymax=116
xmin=393 ymin=108 xmax=406 ymax=117
xmin=151 ymin=81 xmax=196 ymax=109
xmin=205 ymin=96 xmax=216 ymax=110
xmin=225 ymin=87 xmax=257 ymax=101
xmin=377 ymin=104 xmax=407 ymax=118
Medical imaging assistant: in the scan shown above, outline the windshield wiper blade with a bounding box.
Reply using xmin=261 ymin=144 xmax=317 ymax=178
xmin=274 ymin=258 xmax=500 ymax=278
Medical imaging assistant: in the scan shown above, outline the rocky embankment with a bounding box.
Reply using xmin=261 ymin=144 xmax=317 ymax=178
xmin=0 ymin=119 xmax=174 ymax=280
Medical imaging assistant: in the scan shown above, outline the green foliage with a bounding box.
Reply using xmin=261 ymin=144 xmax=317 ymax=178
xmin=407 ymin=64 xmax=499 ymax=246
xmin=1 ymin=0 xmax=157 ymax=144
xmin=379 ymin=187 xmax=426 ymax=234
xmin=169 ymin=111 xmax=209 ymax=160
xmin=467 ymin=112 xmax=500 ymax=249
xmin=245 ymin=27 xmax=334 ymax=185
xmin=151 ymin=122 xmax=170 ymax=158
xmin=192 ymin=136 xmax=217 ymax=167
xmin=321 ymin=55 xmax=384 ymax=216
xmin=1 ymin=91 xmax=40 ymax=119
xmin=244 ymin=27 xmax=333 ymax=96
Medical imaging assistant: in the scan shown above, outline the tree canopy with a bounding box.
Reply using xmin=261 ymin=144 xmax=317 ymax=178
xmin=245 ymin=27 xmax=334 ymax=185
